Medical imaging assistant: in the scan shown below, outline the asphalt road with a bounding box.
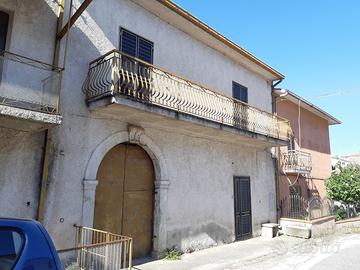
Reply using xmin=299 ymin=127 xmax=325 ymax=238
xmin=136 ymin=233 xmax=360 ymax=270
xmin=308 ymin=234 xmax=360 ymax=270
xmin=241 ymin=234 xmax=360 ymax=270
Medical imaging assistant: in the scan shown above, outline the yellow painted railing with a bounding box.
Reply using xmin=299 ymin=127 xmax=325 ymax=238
xmin=83 ymin=50 xmax=291 ymax=141
xmin=58 ymin=225 xmax=132 ymax=270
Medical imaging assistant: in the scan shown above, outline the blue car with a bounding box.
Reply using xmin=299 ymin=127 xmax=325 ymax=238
xmin=0 ymin=218 xmax=62 ymax=270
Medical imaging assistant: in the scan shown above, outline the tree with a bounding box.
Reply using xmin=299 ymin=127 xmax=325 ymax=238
xmin=325 ymin=164 xmax=360 ymax=217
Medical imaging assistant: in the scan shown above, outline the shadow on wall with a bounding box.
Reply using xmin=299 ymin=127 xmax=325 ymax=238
xmin=167 ymin=222 xmax=233 ymax=253
xmin=0 ymin=128 xmax=45 ymax=219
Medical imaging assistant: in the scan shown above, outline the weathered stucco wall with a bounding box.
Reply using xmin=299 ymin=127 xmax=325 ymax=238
xmin=0 ymin=1 xmax=59 ymax=107
xmin=0 ymin=0 xmax=278 ymax=255
xmin=43 ymin=116 xmax=276 ymax=252
xmin=0 ymin=1 xmax=57 ymax=219
xmin=0 ymin=128 xmax=44 ymax=219
xmin=145 ymin=128 xmax=276 ymax=251
xmin=0 ymin=0 xmax=57 ymax=62
xmin=65 ymin=0 xmax=273 ymax=115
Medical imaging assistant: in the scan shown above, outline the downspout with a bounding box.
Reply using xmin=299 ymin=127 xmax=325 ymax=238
xmin=37 ymin=0 xmax=94 ymax=223
xmin=37 ymin=0 xmax=66 ymax=223
xmin=271 ymin=79 xmax=283 ymax=222
xmin=271 ymin=79 xmax=282 ymax=113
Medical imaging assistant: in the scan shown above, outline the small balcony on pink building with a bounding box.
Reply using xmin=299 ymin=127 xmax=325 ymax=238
xmin=281 ymin=150 xmax=312 ymax=175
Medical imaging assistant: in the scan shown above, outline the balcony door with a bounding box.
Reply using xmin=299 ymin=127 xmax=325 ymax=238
xmin=232 ymin=82 xmax=249 ymax=130
xmin=94 ymin=143 xmax=155 ymax=258
xmin=118 ymin=28 xmax=153 ymax=100
xmin=234 ymin=176 xmax=252 ymax=240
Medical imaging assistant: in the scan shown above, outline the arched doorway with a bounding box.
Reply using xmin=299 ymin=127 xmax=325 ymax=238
xmin=93 ymin=143 xmax=155 ymax=258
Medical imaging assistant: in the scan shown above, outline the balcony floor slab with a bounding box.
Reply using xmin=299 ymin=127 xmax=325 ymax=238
xmin=89 ymin=96 xmax=288 ymax=148
xmin=0 ymin=104 xmax=62 ymax=132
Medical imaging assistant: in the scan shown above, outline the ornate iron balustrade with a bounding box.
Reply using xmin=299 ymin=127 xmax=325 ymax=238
xmin=280 ymin=195 xmax=334 ymax=221
xmin=83 ymin=50 xmax=292 ymax=141
xmin=282 ymin=150 xmax=312 ymax=174
xmin=0 ymin=51 xmax=62 ymax=113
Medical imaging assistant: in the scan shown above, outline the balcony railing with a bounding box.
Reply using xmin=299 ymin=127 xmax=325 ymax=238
xmin=83 ymin=50 xmax=291 ymax=141
xmin=0 ymin=51 xmax=62 ymax=113
xmin=282 ymin=150 xmax=312 ymax=174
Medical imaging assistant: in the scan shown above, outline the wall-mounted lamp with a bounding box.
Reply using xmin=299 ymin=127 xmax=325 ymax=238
xmin=274 ymin=88 xmax=289 ymax=97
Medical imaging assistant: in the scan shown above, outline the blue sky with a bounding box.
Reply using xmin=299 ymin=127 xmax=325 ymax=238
xmin=174 ymin=0 xmax=360 ymax=156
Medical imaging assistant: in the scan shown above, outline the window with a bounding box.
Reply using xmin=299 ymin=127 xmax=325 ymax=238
xmin=288 ymin=136 xmax=296 ymax=151
xmin=289 ymin=185 xmax=301 ymax=196
xmin=232 ymin=82 xmax=248 ymax=103
xmin=0 ymin=229 xmax=23 ymax=270
xmin=0 ymin=11 xmax=9 ymax=51
xmin=119 ymin=28 xmax=153 ymax=64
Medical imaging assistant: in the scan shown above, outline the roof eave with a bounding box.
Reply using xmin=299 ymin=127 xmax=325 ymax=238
xmin=275 ymin=89 xmax=341 ymax=125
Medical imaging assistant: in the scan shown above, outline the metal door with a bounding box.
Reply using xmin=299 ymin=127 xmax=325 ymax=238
xmin=94 ymin=144 xmax=154 ymax=258
xmin=234 ymin=176 xmax=252 ymax=240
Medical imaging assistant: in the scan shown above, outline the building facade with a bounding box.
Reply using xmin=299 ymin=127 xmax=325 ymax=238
xmin=274 ymin=89 xmax=340 ymax=208
xmin=334 ymin=153 xmax=360 ymax=167
xmin=0 ymin=0 xmax=292 ymax=257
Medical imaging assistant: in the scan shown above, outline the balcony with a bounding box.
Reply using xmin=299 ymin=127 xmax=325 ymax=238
xmin=281 ymin=150 xmax=312 ymax=174
xmin=83 ymin=50 xmax=291 ymax=145
xmin=0 ymin=51 xmax=62 ymax=132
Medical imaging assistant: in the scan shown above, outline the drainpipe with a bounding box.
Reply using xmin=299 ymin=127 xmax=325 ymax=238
xmin=271 ymin=79 xmax=282 ymax=113
xmin=37 ymin=0 xmax=66 ymax=223
xmin=37 ymin=0 xmax=94 ymax=223
xmin=271 ymin=79 xmax=283 ymax=222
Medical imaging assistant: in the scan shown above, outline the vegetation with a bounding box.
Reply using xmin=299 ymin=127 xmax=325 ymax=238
xmin=333 ymin=205 xmax=348 ymax=221
xmin=326 ymin=165 xmax=360 ymax=219
xmin=163 ymin=247 xmax=183 ymax=260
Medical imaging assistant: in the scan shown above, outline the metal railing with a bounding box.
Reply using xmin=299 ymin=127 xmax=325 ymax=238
xmin=83 ymin=50 xmax=292 ymax=141
xmin=0 ymin=51 xmax=62 ymax=113
xmin=58 ymin=226 xmax=132 ymax=270
xmin=280 ymin=195 xmax=334 ymax=221
xmin=282 ymin=150 xmax=312 ymax=174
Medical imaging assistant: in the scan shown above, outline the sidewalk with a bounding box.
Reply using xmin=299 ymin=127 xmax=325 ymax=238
xmin=133 ymin=235 xmax=306 ymax=270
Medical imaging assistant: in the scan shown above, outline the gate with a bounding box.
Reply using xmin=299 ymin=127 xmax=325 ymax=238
xmin=280 ymin=195 xmax=334 ymax=221
xmin=58 ymin=226 xmax=132 ymax=270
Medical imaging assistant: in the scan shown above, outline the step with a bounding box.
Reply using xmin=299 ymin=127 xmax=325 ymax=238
xmin=283 ymin=225 xmax=311 ymax=239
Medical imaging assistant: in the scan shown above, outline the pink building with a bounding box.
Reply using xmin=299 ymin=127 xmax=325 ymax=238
xmin=274 ymin=89 xmax=340 ymax=208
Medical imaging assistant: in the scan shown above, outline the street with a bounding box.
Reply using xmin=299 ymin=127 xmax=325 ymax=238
xmin=240 ymin=234 xmax=360 ymax=270
xmin=135 ymin=233 xmax=360 ymax=270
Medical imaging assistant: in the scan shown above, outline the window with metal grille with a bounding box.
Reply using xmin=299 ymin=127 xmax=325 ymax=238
xmin=288 ymin=135 xmax=296 ymax=151
xmin=119 ymin=28 xmax=153 ymax=64
xmin=289 ymin=185 xmax=301 ymax=196
xmin=232 ymin=81 xmax=248 ymax=103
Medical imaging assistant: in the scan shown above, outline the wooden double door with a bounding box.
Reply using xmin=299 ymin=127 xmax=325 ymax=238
xmin=94 ymin=144 xmax=155 ymax=258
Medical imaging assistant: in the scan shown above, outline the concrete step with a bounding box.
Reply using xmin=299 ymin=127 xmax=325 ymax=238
xmin=283 ymin=225 xmax=311 ymax=239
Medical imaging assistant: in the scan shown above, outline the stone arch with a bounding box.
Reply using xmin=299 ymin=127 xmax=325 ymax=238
xmin=82 ymin=126 xmax=169 ymax=255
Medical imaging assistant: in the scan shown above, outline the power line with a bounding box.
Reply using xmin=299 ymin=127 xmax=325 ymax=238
xmin=307 ymin=89 xmax=360 ymax=99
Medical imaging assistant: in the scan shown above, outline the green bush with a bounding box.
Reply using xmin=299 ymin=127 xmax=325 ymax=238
xmin=333 ymin=205 xmax=347 ymax=221
xmin=326 ymin=165 xmax=360 ymax=214
xmin=163 ymin=247 xmax=182 ymax=260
